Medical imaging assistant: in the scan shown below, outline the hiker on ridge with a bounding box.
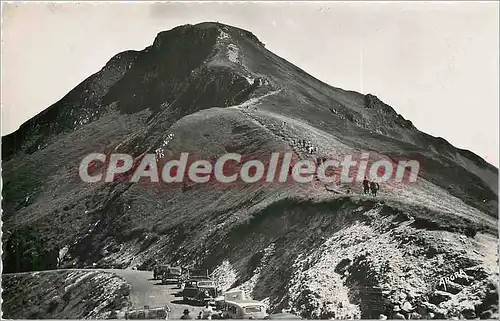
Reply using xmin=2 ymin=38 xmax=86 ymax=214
xmin=370 ymin=181 xmax=380 ymax=197
xmin=363 ymin=177 xmax=370 ymax=195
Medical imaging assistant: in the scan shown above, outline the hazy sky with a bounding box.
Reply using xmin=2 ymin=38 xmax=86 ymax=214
xmin=2 ymin=2 xmax=498 ymax=166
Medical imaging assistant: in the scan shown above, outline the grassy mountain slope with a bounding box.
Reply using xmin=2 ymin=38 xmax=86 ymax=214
xmin=2 ymin=22 xmax=497 ymax=319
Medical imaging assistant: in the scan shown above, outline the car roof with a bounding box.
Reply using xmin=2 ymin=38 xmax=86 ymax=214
xmin=225 ymin=300 xmax=265 ymax=306
xmin=268 ymin=313 xmax=301 ymax=319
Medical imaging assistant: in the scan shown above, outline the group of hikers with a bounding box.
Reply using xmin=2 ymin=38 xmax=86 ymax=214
xmin=363 ymin=177 xmax=380 ymax=197
xmin=328 ymin=177 xmax=381 ymax=197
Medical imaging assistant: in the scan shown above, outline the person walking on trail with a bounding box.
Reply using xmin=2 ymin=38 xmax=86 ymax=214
xmin=363 ymin=177 xmax=370 ymax=195
xmin=370 ymin=181 xmax=380 ymax=197
xmin=180 ymin=309 xmax=192 ymax=320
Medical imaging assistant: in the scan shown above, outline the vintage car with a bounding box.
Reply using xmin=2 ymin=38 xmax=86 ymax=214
xmin=153 ymin=264 xmax=170 ymax=280
xmin=187 ymin=268 xmax=210 ymax=279
xmin=182 ymin=279 xmax=221 ymax=305
xmin=161 ymin=266 xmax=182 ymax=284
xmin=221 ymin=299 xmax=268 ymax=319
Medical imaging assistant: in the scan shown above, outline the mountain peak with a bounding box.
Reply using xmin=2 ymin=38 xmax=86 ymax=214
xmin=193 ymin=22 xmax=264 ymax=45
xmin=152 ymin=22 xmax=265 ymax=50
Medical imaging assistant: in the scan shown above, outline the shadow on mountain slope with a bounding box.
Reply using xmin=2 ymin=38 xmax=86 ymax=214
xmin=2 ymin=270 xmax=130 ymax=319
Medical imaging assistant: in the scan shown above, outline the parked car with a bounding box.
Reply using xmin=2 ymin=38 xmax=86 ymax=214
xmin=187 ymin=268 xmax=210 ymax=279
xmin=221 ymin=299 xmax=268 ymax=319
xmin=182 ymin=279 xmax=221 ymax=305
xmin=153 ymin=264 xmax=170 ymax=280
xmin=161 ymin=266 xmax=182 ymax=284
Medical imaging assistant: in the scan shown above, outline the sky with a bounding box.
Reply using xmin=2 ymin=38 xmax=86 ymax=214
xmin=1 ymin=2 xmax=498 ymax=166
